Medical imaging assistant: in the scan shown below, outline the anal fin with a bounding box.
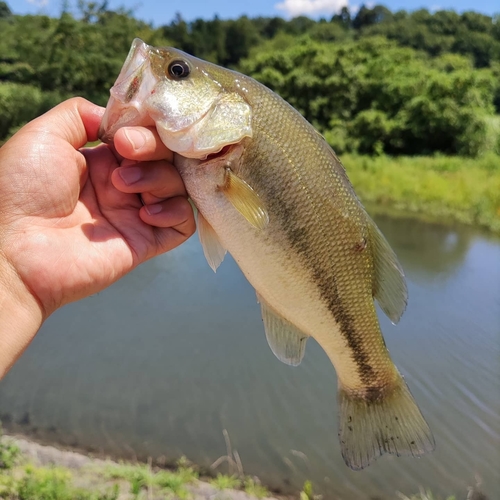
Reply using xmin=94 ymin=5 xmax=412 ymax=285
xmin=257 ymin=293 xmax=309 ymax=366
xmin=197 ymin=211 xmax=227 ymax=272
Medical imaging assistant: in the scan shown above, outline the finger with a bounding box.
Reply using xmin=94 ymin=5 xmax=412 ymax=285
xmin=140 ymin=197 xmax=196 ymax=253
xmin=27 ymin=97 xmax=104 ymax=149
xmin=111 ymin=160 xmax=187 ymax=200
xmin=140 ymin=197 xmax=195 ymax=233
xmin=114 ymin=126 xmax=173 ymax=162
xmin=83 ymin=145 xmax=140 ymax=211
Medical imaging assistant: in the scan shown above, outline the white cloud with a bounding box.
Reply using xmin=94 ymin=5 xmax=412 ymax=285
xmin=26 ymin=0 xmax=49 ymax=6
xmin=275 ymin=0 xmax=349 ymax=18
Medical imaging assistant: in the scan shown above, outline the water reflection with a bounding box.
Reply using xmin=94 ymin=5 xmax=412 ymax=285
xmin=374 ymin=215 xmax=475 ymax=280
xmin=0 ymin=216 xmax=499 ymax=499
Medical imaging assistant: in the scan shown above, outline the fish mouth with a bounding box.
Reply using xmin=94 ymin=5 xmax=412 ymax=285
xmin=98 ymin=99 xmax=143 ymax=144
xmin=97 ymin=106 xmax=112 ymax=144
xmin=98 ymin=38 xmax=156 ymax=144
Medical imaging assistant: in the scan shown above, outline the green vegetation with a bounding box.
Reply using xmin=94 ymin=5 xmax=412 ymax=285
xmin=243 ymin=477 xmax=269 ymax=499
xmin=0 ymin=427 xmax=271 ymax=500
xmin=209 ymin=473 xmax=240 ymax=489
xmin=0 ymin=430 xmax=19 ymax=470
xmin=242 ymin=36 xmax=496 ymax=157
xmin=300 ymin=481 xmax=316 ymax=500
xmin=209 ymin=472 xmax=270 ymax=498
xmin=344 ymin=153 xmax=500 ymax=232
xmin=100 ymin=460 xmax=198 ymax=498
xmin=1 ymin=465 xmax=120 ymax=500
xmin=0 ymin=427 xmax=200 ymax=499
xmin=0 ymin=0 xmax=499 ymax=232
xmin=0 ymin=429 xmax=487 ymax=500
xmin=0 ymin=433 xmax=118 ymax=499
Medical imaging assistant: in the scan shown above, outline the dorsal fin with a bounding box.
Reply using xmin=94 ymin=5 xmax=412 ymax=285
xmin=367 ymin=218 xmax=408 ymax=324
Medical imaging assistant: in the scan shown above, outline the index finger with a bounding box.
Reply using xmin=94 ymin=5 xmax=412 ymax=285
xmin=26 ymin=97 xmax=104 ymax=149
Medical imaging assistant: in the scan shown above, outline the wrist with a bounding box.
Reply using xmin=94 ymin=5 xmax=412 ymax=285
xmin=0 ymin=254 xmax=44 ymax=379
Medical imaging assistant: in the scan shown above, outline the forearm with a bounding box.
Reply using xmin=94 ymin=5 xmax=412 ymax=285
xmin=0 ymin=257 xmax=44 ymax=379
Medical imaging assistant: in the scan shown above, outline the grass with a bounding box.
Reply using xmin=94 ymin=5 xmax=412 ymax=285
xmin=300 ymin=481 xmax=318 ymax=500
xmin=0 ymin=428 xmax=199 ymax=500
xmin=207 ymin=429 xmax=270 ymax=498
xmin=0 ymin=429 xmax=489 ymax=500
xmin=0 ymin=427 xmax=268 ymax=500
xmin=243 ymin=477 xmax=269 ymax=498
xmin=0 ymin=433 xmax=20 ymax=470
xmin=0 ymin=463 xmax=120 ymax=500
xmin=342 ymin=152 xmax=500 ymax=233
xmin=99 ymin=459 xmax=198 ymax=498
xmin=210 ymin=473 xmax=241 ymax=489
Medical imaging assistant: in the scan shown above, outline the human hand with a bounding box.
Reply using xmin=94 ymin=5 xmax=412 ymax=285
xmin=0 ymin=97 xmax=195 ymax=376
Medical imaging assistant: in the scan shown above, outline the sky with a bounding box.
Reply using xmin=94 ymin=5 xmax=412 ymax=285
xmin=13 ymin=0 xmax=499 ymax=25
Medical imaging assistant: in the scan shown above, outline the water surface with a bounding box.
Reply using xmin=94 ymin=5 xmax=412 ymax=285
xmin=0 ymin=216 xmax=499 ymax=498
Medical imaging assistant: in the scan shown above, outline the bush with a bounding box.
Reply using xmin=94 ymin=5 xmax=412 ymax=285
xmin=0 ymin=83 xmax=66 ymax=141
xmin=240 ymin=37 xmax=496 ymax=157
xmin=0 ymin=426 xmax=20 ymax=470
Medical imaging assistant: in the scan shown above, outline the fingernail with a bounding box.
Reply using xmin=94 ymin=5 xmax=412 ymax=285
xmin=119 ymin=166 xmax=142 ymax=185
xmin=145 ymin=204 xmax=162 ymax=215
xmin=123 ymin=128 xmax=146 ymax=150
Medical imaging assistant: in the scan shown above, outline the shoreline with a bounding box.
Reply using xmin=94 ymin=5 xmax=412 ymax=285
xmin=1 ymin=431 xmax=285 ymax=500
xmin=1 ymin=431 xmax=490 ymax=500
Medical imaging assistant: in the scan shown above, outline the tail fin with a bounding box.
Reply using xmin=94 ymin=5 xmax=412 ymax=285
xmin=338 ymin=376 xmax=435 ymax=470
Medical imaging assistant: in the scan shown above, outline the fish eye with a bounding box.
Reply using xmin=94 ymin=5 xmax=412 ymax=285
xmin=168 ymin=60 xmax=190 ymax=79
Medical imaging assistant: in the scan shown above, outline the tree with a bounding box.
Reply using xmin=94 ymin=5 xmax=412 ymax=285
xmin=223 ymin=17 xmax=260 ymax=66
xmin=240 ymin=36 xmax=495 ymax=156
xmin=331 ymin=6 xmax=351 ymax=27
xmin=353 ymin=5 xmax=392 ymax=30
xmin=0 ymin=1 xmax=11 ymax=18
xmin=77 ymin=0 xmax=109 ymax=23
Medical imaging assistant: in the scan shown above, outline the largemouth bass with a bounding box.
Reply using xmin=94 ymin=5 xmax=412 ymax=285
xmin=99 ymin=39 xmax=435 ymax=470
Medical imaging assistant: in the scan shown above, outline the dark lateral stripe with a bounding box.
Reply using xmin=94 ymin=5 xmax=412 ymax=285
xmin=309 ymin=263 xmax=377 ymax=386
xmin=254 ymin=170 xmax=378 ymax=386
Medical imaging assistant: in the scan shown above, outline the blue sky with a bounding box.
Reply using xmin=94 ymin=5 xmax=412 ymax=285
xmin=14 ymin=0 xmax=499 ymax=25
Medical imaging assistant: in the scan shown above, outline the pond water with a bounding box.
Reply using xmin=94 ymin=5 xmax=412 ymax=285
xmin=0 ymin=215 xmax=499 ymax=499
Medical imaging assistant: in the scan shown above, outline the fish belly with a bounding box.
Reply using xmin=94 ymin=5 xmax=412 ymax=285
xmin=176 ymin=155 xmax=393 ymax=393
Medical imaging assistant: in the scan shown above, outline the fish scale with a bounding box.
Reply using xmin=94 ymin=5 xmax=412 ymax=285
xmin=237 ymin=84 xmax=388 ymax=386
xmin=99 ymin=38 xmax=435 ymax=471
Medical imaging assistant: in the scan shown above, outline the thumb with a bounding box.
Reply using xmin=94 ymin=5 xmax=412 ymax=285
xmin=25 ymin=97 xmax=105 ymax=150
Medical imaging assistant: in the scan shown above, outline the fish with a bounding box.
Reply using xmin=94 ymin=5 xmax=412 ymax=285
xmin=98 ymin=38 xmax=435 ymax=470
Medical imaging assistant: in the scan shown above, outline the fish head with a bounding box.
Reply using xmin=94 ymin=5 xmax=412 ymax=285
xmin=99 ymin=39 xmax=252 ymax=159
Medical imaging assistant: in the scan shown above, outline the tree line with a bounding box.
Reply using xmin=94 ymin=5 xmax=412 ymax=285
xmin=0 ymin=0 xmax=499 ymax=156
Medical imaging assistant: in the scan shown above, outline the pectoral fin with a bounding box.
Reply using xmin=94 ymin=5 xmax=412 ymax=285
xmin=257 ymin=294 xmax=309 ymax=366
xmin=367 ymin=218 xmax=408 ymax=324
xmin=197 ymin=211 xmax=227 ymax=272
xmin=221 ymin=168 xmax=269 ymax=230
